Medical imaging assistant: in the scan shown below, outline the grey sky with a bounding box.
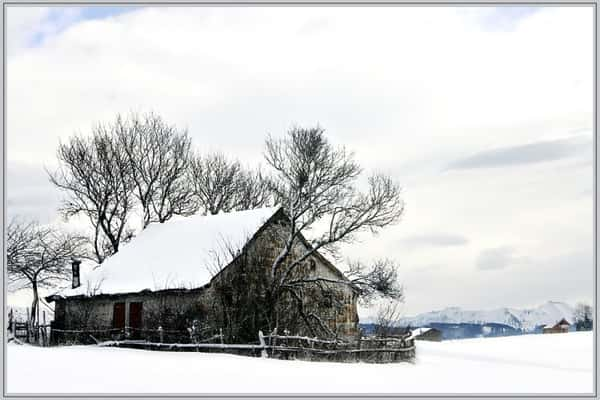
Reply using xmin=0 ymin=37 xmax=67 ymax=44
xmin=476 ymin=247 xmax=517 ymax=271
xmin=5 ymin=6 xmax=594 ymax=317
xmin=448 ymin=136 xmax=591 ymax=170
xmin=399 ymin=233 xmax=469 ymax=248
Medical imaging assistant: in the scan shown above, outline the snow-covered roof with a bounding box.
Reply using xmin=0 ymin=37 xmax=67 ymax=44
xmin=56 ymin=207 xmax=280 ymax=297
xmin=411 ymin=327 xmax=432 ymax=337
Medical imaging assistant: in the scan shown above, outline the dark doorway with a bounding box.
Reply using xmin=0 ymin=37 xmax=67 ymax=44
xmin=113 ymin=302 xmax=125 ymax=329
xmin=129 ymin=302 xmax=143 ymax=338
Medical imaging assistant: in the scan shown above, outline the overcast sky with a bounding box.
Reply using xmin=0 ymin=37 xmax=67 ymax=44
xmin=6 ymin=5 xmax=594 ymax=317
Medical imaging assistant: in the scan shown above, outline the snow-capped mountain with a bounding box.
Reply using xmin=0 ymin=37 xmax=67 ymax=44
xmin=397 ymin=301 xmax=575 ymax=332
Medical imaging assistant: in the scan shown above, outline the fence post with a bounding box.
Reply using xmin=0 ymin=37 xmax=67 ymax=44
xmin=219 ymin=328 xmax=224 ymax=345
xmin=37 ymin=304 xmax=40 ymax=343
xmin=158 ymin=326 xmax=164 ymax=344
xmin=26 ymin=308 xmax=30 ymax=343
xmin=42 ymin=311 xmax=47 ymax=346
xmin=258 ymin=331 xmax=268 ymax=358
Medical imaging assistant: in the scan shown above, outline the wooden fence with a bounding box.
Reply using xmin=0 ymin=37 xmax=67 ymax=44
xmin=97 ymin=330 xmax=416 ymax=363
xmin=48 ymin=324 xmax=224 ymax=346
xmin=11 ymin=312 xmax=416 ymax=363
xmin=263 ymin=332 xmax=416 ymax=363
xmin=7 ymin=308 xmax=51 ymax=346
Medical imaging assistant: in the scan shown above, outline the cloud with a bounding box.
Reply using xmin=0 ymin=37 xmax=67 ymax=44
xmin=400 ymin=233 xmax=469 ymax=248
xmin=6 ymin=6 xmax=139 ymax=56
xmin=5 ymin=6 xmax=593 ymax=316
xmin=472 ymin=6 xmax=540 ymax=32
xmin=6 ymin=162 xmax=62 ymax=224
xmin=448 ymin=136 xmax=591 ymax=170
xmin=297 ymin=16 xmax=330 ymax=35
xmin=476 ymin=246 xmax=517 ymax=271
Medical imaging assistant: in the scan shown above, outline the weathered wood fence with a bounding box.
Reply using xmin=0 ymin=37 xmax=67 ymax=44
xmin=7 ymin=308 xmax=51 ymax=346
xmin=97 ymin=330 xmax=416 ymax=363
xmin=263 ymin=332 xmax=415 ymax=363
xmin=18 ymin=314 xmax=416 ymax=363
xmin=48 ymin=324 xmax=224 ymax=346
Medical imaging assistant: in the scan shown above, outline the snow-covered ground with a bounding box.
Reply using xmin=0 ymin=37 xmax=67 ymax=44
xmin=6 ymin=331 xmax=593 ymax=394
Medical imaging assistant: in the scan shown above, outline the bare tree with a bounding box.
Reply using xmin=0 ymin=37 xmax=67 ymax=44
xmin=116 ymin=112 xmax=196 ymax=228
xmin=261 ymin=126 xmax=405 ymax=336
xmin=374 ymin=300 xmax=403 ymax=337
xmin=48 ymin=124 xmax=135 ymax=263
xmin=7 ymin=218 xmax=88 ymax=325
xmin=574 ymin=302 xmax=593 ymax=331
xmin=188 ymin=153 xmax=273 ymax=215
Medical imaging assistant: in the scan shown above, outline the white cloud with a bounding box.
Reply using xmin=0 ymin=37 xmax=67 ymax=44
xmin=6 ymin=6 xmax=594 ymax=315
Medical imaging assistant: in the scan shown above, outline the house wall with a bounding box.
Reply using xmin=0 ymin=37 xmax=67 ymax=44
xmin=217 ymin=220 xmax=359 ymax=339
xmin=52 ymin=288 xmax=216 ymax=343
xmin=415 ymin=329 xmax=442 ymax=342
xmin=542 ymin=325 xmax=570 ymax=334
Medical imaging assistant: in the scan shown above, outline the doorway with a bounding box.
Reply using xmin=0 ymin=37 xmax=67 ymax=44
xmin=129 ymin=302 xmax=143 ymax=338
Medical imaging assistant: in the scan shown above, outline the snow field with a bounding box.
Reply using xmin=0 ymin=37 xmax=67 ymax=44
xmin=6 ymin=331 xmax=593 ymax=394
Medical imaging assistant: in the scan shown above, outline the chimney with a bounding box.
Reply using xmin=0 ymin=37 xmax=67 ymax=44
xmin=71 ymin=259 xmax=81 ymax=289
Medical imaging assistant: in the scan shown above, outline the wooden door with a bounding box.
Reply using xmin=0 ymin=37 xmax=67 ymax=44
xmin=113 ymin=302 xmax=125 ymax=329
xmin=129 ymin=302 xmax=143 ymax=333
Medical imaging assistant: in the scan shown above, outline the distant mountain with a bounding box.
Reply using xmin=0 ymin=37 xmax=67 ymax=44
xmin=397 ymin=301 xmax=575 ymax=332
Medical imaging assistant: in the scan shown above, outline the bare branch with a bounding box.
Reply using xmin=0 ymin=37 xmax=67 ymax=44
xmin=344 ymin=258 xmax=404 ymax=305
xmin=116 ymin=112 xmax=196 ymax=227
xmin=188 ymin=153 xmax=274 ymax=215
xmin=48 ymin=122 xmax=136 ymax=263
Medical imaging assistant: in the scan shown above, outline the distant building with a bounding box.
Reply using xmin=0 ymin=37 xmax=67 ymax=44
xmin=411 ymin=327 xmax=442 ymax=341
xmin=542 ymin=318 xmax=571 ymax=334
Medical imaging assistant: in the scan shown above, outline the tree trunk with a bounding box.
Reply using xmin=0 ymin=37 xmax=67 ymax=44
xmin=30 ymin=281 xmax=39 ymax=327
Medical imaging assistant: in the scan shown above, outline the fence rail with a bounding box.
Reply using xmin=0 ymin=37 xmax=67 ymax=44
xmin=46 ymin=323 xmax=226 ymax=346
xmin=8 ymin=307 xmax=416 ymax=363
xmin=97 ymin=330 xmax=416 ymax=363
xmin=7 ymin=308 xmax=51 ymax=346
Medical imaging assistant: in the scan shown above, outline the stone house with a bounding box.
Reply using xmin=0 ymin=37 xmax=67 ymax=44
xmin=46 ymin=207 xmax=360 ymax=344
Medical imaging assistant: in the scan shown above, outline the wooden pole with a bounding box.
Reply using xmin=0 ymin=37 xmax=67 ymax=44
xmin=25 ymin=308 xmax=30 ymax=343
xmin=258 ymin=330 xmax=268 ymax=358
xmin=42 ymin=311 xmax=47 ymax=346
